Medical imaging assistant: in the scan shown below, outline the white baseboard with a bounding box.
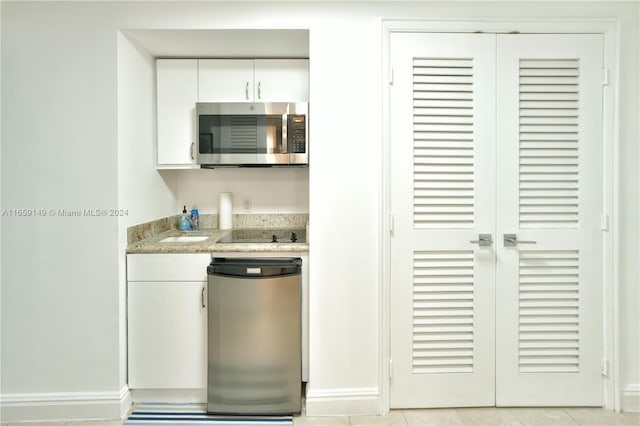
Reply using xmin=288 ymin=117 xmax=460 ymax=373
xmin=305 ymin=387 xmax=379 ymax=416
xmin=0 ymin=385 xmax=131 ymax=422
xmin=130 ymin=388 xmax=207 ymax=403
xmin=622 ymin=384 xmax=640 ymax=412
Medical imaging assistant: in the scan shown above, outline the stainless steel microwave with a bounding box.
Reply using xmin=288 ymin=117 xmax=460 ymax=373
xmin=196 ymin=102 xmax=308 ymax=167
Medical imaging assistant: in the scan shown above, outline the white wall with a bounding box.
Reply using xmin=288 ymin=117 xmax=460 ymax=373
xmin=174 ymin=168 xmax=309 ymax=215
xmin=117 ymin=33 xmax=180 ymax=230
xmin=1 ymin=3 xmax=124 ymax=421
xmin=616 ymin=4 xmax=640 ymax=408
xmin=116 ymin=32 xmax=181 ymax=413
xmin=1 ymin=1 xmax=638 ymax=421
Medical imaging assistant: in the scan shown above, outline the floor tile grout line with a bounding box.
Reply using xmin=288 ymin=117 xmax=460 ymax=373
xmin=401 ymin=409 xmax=410 ymax=426
xmin=562 ymin=407 xmax=578 ymax=425
xmin=453 ymin=408 xmax=468 ymax=426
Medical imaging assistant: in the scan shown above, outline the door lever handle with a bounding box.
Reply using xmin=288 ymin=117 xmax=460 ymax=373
xmin=503 ymin=233 xmax=537 ymax=246
xmin=470 ymin=234 xmax=493 ymax=246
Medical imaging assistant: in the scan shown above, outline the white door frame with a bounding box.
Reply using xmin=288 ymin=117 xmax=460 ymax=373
xmin=380 ymin=18 xmax=621 ymax=413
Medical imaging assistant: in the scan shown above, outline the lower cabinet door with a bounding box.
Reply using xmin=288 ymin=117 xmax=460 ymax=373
xmin=128 ymin=281 xmax=207 ymax=389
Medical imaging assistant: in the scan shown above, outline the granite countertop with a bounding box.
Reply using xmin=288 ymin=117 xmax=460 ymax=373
xmin=126 ymin=228 xmax=309 ymax=254
xmin=126 ymin=214 xmax=309 ymax=254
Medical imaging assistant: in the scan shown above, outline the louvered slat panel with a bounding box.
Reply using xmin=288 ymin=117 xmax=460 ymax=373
xmin=229 ymin=116 xmax=258 ymax=151
xmin=413 ymin=58 xmax=475 ymax=228
xmin=413 ymin=251 xmax=474 ymax=374
xmin=415 ymin=115 xmax=474 ymax=124
xmin=518 ymin=250 xmax=580 ymax=373
xmin=519 ymin=59 xmax=580 ymax=228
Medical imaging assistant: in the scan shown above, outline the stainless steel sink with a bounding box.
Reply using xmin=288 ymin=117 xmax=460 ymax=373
xmin=159 ymin=236 xmax=209 ymax=243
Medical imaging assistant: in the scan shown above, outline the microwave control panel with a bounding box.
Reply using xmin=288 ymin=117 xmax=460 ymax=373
xmin=287 ymin=115 xmax=307 ymax=153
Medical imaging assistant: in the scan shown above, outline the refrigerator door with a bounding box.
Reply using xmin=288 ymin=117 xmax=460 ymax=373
xmin=207 ymin=267 xmax=301 ymax=414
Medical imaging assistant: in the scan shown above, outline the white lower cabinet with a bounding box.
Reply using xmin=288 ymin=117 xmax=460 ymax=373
xmin=128 ymin=281 xmax=206 ymax=389
xmin=127 ymin=254 xmax=211 ymax=391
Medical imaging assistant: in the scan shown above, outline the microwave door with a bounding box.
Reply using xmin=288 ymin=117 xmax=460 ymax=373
xmin=217 ymin=114 xmax=287 ymax=165
xmin=196 ymin=103 xmax=304 ymax=166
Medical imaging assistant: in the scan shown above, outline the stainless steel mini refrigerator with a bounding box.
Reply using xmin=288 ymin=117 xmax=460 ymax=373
xmin=207 ymin=257 xmax=302 ymax=415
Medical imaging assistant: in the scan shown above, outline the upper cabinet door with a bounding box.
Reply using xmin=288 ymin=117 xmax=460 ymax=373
xmin=254 ymin=59 xmax=309 ymax=102
xmin=198 ymin=59 xmax=255 ymax=102
xmin=156 ymin=59 xmax=198 ymax=168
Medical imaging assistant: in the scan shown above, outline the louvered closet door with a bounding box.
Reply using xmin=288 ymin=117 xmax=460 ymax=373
xmin=495 ymin=34 xmax=604 ymax=406
xmin=389 ymin=33 xmax=497 ymax=408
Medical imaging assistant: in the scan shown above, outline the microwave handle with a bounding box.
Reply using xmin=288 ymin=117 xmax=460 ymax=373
xmin=245 ymin=82 xmax=249 ymax=100
xmin=283 ymin=115 xmax=288 ymax=154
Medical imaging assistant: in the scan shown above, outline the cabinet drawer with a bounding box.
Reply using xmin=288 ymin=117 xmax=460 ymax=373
xmin=127 ymin=253 xmax=211 ymax=282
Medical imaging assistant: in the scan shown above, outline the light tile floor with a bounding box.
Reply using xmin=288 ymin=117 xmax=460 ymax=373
xmin=295 ymin=408 xmax=640 ymax=426
xmin=2 ymin=408 xmax=638 ymax=426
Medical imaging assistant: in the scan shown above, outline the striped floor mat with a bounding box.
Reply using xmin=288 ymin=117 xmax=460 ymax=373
xmin=124 ymin=404 xmax=293 ymax=425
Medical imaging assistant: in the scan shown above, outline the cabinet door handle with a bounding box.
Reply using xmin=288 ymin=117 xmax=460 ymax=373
xmin=201 ymin=287 xmax=206 ymax=308
xmin=245 ymin=82 xmax=249 ymax=100
xmin=257 ymin=81 xmax=261 ymax=99
xmin=190 ymin=142 xmax=195 ymax=160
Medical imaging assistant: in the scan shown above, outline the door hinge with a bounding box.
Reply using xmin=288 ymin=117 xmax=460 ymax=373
xmin=388 ymin=213 xmax=394 ymax=233
xmin=389 ymin=358 xmax=393 ymax=380
xmin=601 ymin=359 xmax=609 ymax=377
xmin=602 ymin=68 xmax=610 ymax=86
xmin=601 ymin=213 xmax=609 ymax=231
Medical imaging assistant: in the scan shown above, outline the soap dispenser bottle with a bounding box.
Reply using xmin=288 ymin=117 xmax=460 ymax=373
xmin=179 ymin=205 xmax=191 ymax=231
xmin=190 ymin=208 xmax=199 ymax=231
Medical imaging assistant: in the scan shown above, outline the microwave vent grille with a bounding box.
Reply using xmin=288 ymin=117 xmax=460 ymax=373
xmin=229 ymin=116 xmax=258 ymax=152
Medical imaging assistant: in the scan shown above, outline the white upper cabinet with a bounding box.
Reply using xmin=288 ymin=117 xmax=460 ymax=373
xmin=198 ymin=59 xmax=255 ymax=102
xmin=157 ymin=58 xmax=309 ymax=168
xmin=198 ymin=59 xmax=309 ymax=102
xmin=156 ymin=59 xmax=198 ymax=168
xmin=253 ymin=59 xmax=309 ymax=102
